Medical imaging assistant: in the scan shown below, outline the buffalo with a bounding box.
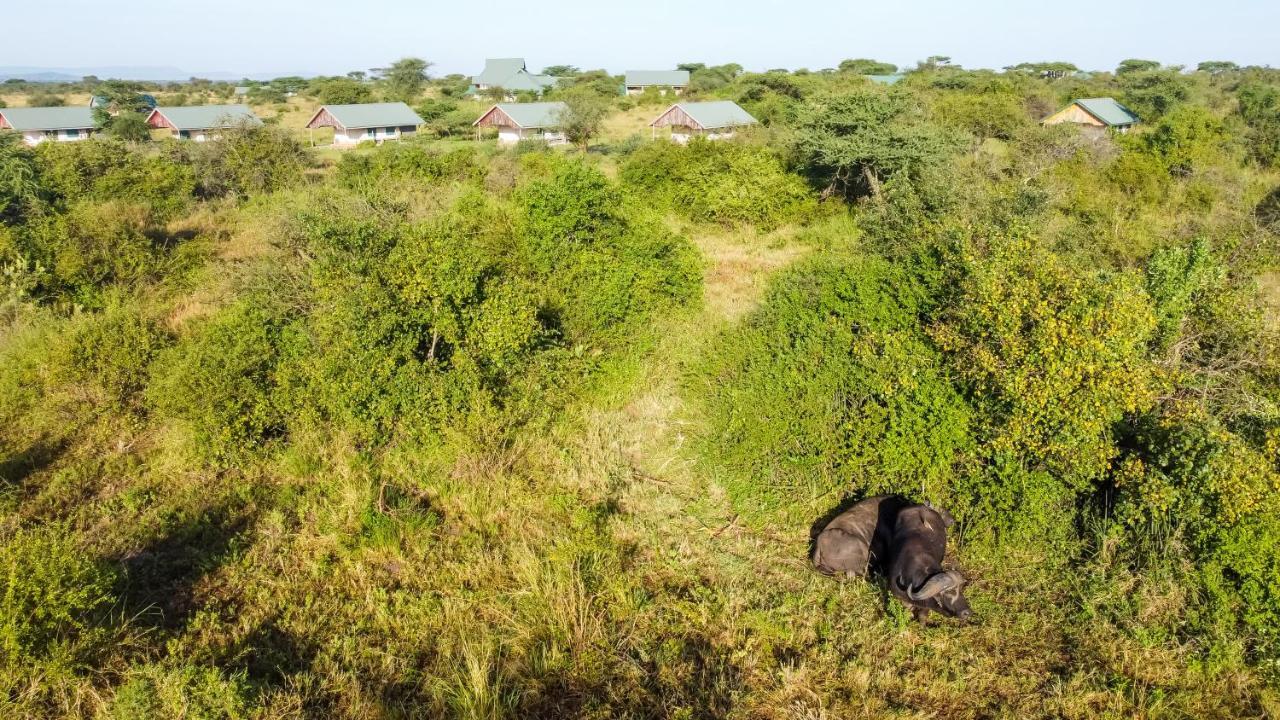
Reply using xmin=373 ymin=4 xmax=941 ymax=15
xmin=812 ymin=495 xmax=972 ymax=623
xmin=886 ymin=504 xmax=972 ymax=623
xmin=811 ymin=494 xmax=909 ymax=578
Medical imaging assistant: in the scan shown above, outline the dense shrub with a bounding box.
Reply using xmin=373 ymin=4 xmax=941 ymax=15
xmin=148 ymin=301 xmax=288 ymax=458
xmin=22 ymin=200 xmax=167 ymax=305
xmin=269 ymin=163 xmax=698 ymax=444
xmin=0 ymin=132 xmax=42 ymax=224
xmin=931 ymin=235 xmax=1158 ymax=486
xmin=185 ymin=122 xmax=310 ymax=197
xmin=1135 ymin=105 xmax=1231 ymax=176
xmin=313 ymin=77 xmax=372 ymax=105
xmin=280 ymin=207 xmax=547 ymax=443
xmin=931 ymin=89 xmax=1030 ymax=140
xmin=1118 ymin=67 xmax=1190 ymax=120
xmin=515 ymin=159 xmax=701 ymax=343
xmin=619 ymin=139 xmax=814 ymax=228
xmin=1237 ymin=83 xmax=1280 ymax=168
xmin=337 ymin=143 xmax=483 ymax=191
xmin=56 ymin=299 xmax=171 ymax=408
xmin=791 ymin=89 xmax=958 ymax=200
xmin=1116 ymin=403 xmax=1280 ymax=667
xmin=700 ymin=253 xmax=972 ymax=523
xmin=37 ymin=139 xmax=196 ymax=219
xmin=0 ymin=523 xmax=113 ymax=670
xmin=109 ymin=663 xmax=254 ymax=720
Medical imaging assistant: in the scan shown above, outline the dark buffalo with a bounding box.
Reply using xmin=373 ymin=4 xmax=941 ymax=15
xmin=886 ymin=504 xmax=972 ymax=622
xmin=812 ymin=494 xmax=910 ymax=578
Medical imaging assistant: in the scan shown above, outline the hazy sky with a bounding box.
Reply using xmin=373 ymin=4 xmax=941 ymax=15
xmin=4 ymin=0 xmax=1277 ymax=77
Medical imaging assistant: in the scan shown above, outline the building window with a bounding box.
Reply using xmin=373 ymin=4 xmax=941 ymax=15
xmin=366 ymin=128 xmax=375 ymax=138
xmin=179 ymin=130 xmax=190 ymax=139
xmin=62 ymin=129 xmax=79 ymax=138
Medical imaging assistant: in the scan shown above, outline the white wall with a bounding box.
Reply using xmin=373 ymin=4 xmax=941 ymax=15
xmin=626 ymin=86 xmax=683 ymax=96
xmin=21 ymin=129 xmax=90 ymax=146
xmin=670 ymin=129 xmax=734 ymax=145
xmin=497 ymin=127 xmax=568 ymax=146
xmin=333 ymin=126 xmax=408 ymax=145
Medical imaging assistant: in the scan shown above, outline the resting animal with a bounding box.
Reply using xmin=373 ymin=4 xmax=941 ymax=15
xmin=886 ymin=503 xmax=972 ymax=623
xmin=811 ymin=494 xmax=909 ymax=578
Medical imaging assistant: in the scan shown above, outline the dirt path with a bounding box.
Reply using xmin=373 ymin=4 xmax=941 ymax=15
xmin=567 ymin=228 xmax=810 ymax=582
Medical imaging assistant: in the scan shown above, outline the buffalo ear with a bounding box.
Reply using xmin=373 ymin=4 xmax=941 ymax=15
xmin=907 ymin=571 xmax=960 ymax=601
xmin=923 ymin=502 xmax=955 ymax=527
xmin=935 ymin=507 xmax=955 ymax=528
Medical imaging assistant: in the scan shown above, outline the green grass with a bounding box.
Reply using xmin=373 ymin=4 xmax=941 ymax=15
xmin=7 ymin=214 xmax=1274 ymax=718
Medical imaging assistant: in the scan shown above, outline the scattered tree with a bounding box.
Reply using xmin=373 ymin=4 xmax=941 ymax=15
xmin=556 ymin=87 xmax=610 ymax=150
xmin=380 ymin=57 xmax=433 ymax=102
xmin=839 ymin=59 xmax=898 ymax=75
xmin=1197 ymin=60 xmax=1240 ymax=75
xmin=542 ymin=65 xmax=580 ymax=77
xmin=1116 ymin=58 xmax=1161 ymax=75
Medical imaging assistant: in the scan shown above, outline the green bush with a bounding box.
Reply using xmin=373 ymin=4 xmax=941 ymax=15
xmin=619 ymin=138 xmax=814 ymax=229
xmin=273 ymin=163 xmax=699 ymax=443
xmin=110 ymin=663 xmax=254 ymax=720
xmin=283 ymin=207 xmax=547 ymax=443
xmin=0 ymin=132 xmax=42 ymax=225
xmin=148 ymin=301 xmax=287 ymax=459
xmin=931 ymin=234 xmax=1158 ymax=486
xmin=791 ymin=89 xmax=958 ymax=201
xmin=56 ymin=299 xmax=171 ymax=408
xmin=1116 ymin=404 xmax=1280 ymax=670
xmin=184 ymin=122 xmax=310 ymax=198
xmin=337 ymin=143 xmax=482 ymax=191
xmin=36 ymin=139 xmax=196 ymax=219
xmin=931 ymin=89 xmax=1030 ymax=140
xmin=23 ymin=200 xmax=166 ymax=306
xmin=515 ymin=159 xmax=701 ymax=344
xmin=0 ymin=523 xmax=114 ymax=669
xmin=699 ymin=253 xmax=972 ymax=524
xmin=1135 ymin=105 xmax=1231 ymax=176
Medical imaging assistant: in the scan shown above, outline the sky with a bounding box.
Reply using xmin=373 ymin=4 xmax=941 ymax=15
xmin=4 ymin=0 xmax=1278 ymax=78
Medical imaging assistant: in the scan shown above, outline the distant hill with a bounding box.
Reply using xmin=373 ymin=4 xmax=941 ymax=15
xmin=0 ymin=66 xmax=316 ymax=83
xmin=0 ymin=69 xmax=84 ymax=83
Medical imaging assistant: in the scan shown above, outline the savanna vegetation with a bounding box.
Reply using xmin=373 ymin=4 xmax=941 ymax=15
xmin=2 ymin=56 xmax=1280 ymax=718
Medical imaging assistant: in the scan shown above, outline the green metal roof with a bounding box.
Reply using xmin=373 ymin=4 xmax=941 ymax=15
xmin=486 ymin=102 xmax=567 ymax=129
xmin=475 ymin=58 xmax=528 ymax=85
xmin=314 ymin=102 xmax=424 ymax=129
xmin=0 ymin=106 xmax=95 ymax=131
xmin=473 ymin=58 xmax=559 ymax=92
xmin=625 ymin=70 xmax=690 ymax=87
xmin=865 ymin=74 xmax=905 ymax=85
xmin=1074 ymin=97 xmax=1139 ymax=126
xmin=660 ymin=101 xmax=758 ymax=130
xmin=152 ymin=104 xmax=259 ymax=130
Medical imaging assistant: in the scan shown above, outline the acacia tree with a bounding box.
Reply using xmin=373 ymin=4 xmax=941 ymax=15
xmin=380 ymin=57 xmax=432 ymax=102
xmin=91 ymin=80 xmax=153 ymax=142
xmin=556 ymin=88 xmax=610 ymax=150
xmin=1116 ymin=58 xmax=1161 ymax=75
xmin=791 ymin=90 xmax=956 ymax=200
xmin=1119 ymin=65 xmax=1189 ymax=119
xmin=1197 ymin=61 xmax=1240 ymax=75
xmin=838 ymin=58 xmax=897 ymax=75
xmin=314 ymin=78 xmax=371 ymax=105
xmin=0 ymin=133 xmax=41 ymax=224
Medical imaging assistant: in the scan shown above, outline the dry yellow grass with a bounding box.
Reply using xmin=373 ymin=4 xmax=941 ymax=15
xmin=600 ymin=103 xmax=670 ymax=143
xmin=1260 ymin=271 xmax=1280 ymax=331
xmin=0 ymin=92 xmax=94 ymax=107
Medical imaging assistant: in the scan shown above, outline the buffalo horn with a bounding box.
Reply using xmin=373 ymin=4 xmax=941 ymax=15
xmin=907 ymin=570 xmax=963 ymax=601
